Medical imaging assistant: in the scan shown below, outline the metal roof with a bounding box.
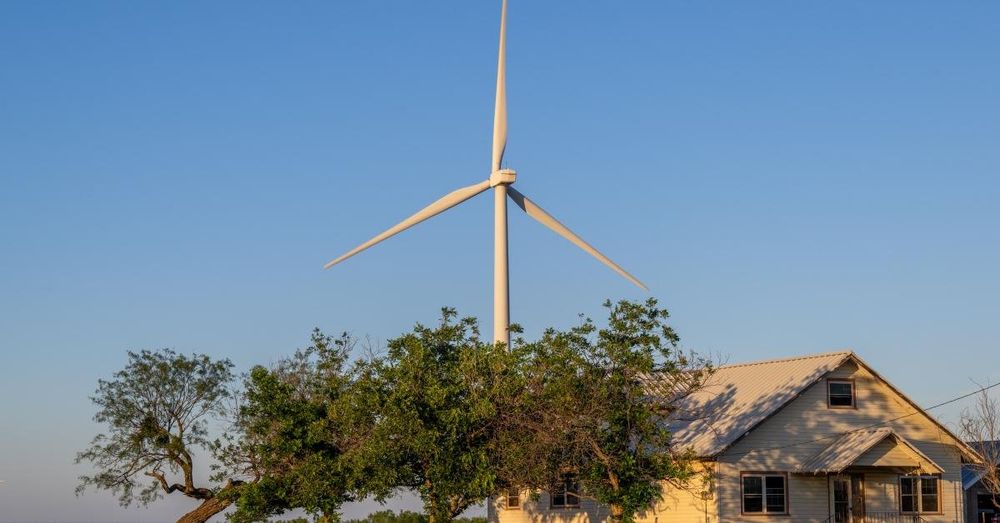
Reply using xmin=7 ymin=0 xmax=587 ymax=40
xmin=962 ymin=441 xmax=1000 ymax=489
xmin=655 ymin=350 xmax=978 ymax=462
xmin=798 ymin=428 xmax=942 ymax=474
xmin=658 ymin=351 xmax=853 ymax=457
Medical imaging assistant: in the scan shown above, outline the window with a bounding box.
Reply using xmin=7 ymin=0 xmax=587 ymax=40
xmin=741 ymin=473 xmax=787 ymax=514
xmin=828 ymin=379 xmax=855 ymax=408
xmin=900 ymin=475 xmax=940 ymax=514
xmin=550 ymin=475 xmax=580 ymax=508
xmin=505 ymin=488 xmax=520 ymax=509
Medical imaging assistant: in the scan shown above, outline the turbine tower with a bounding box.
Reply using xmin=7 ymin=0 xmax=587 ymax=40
xmin=324 ymin=0 xmax=647 ymax=346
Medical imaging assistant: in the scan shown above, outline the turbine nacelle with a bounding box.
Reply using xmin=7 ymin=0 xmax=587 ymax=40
xmin=490 ymin=168 xmax=517 ymax=187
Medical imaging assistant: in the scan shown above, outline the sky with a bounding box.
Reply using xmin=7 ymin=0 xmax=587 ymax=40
xmin=1 ymin=0 xmax=999 ymax=521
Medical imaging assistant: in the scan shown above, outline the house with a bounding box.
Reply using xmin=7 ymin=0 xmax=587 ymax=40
xmin=488 ymin=351 xmax=980 ymax=523
xmin=963 ymin=441 xmax=1000 ymax=523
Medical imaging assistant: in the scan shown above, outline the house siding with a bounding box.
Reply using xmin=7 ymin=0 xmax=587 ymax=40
xmin=716 ymin=360 xmax=965 ymax=522
xmin=854 ymin=438 xmax=926 ymax=468
xmin=489 ymin=357 xmax=968 ymax=523
xmin=488 ymin=491 xmax=612 ymax=523
xmin=489 ymin=464 xmax=718 ymax=523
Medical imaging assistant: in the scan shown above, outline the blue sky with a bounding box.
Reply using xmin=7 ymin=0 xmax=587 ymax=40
xmin=1 ymin=1 xmax=998 ymax=521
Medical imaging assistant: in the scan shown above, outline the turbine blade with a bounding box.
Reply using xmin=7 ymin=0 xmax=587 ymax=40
xmin=507 ymin=187 xmax=648 ymax=290
xmin=324 ymin=179 xmax=491 ymax=269
xmin=491 ymin=0 xmax=508 ymax=172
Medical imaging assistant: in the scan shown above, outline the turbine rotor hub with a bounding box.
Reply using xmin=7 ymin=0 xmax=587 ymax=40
xmin=490 ymin=168 xmax=517 ymax=187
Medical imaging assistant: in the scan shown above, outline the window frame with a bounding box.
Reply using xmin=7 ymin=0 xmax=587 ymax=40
xmin=740 ymin=472 xmax=789 ymax=516
xmin=898 ymin=474 xmax=943 ymax=515
xmin=827 ymin=379 xmax=856 ymax=409
xmin=504 ymin=488 xmax=521 ymax=510
xmin=550 ymin=474 xmax=581 ymax=509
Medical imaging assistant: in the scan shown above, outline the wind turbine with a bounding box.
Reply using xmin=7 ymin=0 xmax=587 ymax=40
xmin=324 ymin=0 xmax=647 ymax=345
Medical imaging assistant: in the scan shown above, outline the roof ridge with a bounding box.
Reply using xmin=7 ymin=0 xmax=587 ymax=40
xmin=717 ymin=350 xmax=854 ymax=370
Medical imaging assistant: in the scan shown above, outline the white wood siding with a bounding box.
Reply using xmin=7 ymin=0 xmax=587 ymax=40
xmin=489 ymin=491 xmax=612 ymax=523
xmin=490 ymin=359 xmax=967 ymax=523
xmin=716 ymin=360 xmax=965 ymax=522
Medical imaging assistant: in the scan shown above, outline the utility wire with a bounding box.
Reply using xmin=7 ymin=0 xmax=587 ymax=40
xmin=717 ymin=380 xmax=1000 ymax=459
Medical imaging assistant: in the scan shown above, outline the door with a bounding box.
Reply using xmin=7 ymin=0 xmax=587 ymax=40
xmin=850 ymin=474 xmax=866 ymax=522
xmin=832 ymin=476 xmax=851 ymax=523
xmin=832 ymin=475 xmax=866 ymax=523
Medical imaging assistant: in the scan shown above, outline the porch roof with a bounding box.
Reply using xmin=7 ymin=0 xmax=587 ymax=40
xmin=798 ymin=428 xmax=943 ymax=474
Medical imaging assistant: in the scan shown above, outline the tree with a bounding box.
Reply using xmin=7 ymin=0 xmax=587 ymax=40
xmin=222 ymin=329 xmax=358 ymax=523
xmin=351 ymin=308 xmax=527 ymax=523
xmin=960 ymin=384 xmax=1000 ymax=510
xmin=502 ymin=299 xmax=713 ymax=523
xmin=76 ymin=349 xmax=246 ymax=523
xmin=342 ymin=509 xmax=486 ymax=523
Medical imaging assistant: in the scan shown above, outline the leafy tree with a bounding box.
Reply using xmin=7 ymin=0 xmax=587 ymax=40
xmin=222 ymin=329 xmax=358 ymax=523
xmin=503 ymin=299 xmax=713 ymax=523
xmin=76 ymin=349 xmax=246 ymax=523
xmin=352 ymin=309 xmax=527 ymax=523
xmin=343 ymin=510 xmax=486 ymax=523
xmin=344 ymin=510 xmax=427 ymax=523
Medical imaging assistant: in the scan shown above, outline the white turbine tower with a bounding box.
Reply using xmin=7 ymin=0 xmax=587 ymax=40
xmin=324 ymin=0 xmax=647 ymax=345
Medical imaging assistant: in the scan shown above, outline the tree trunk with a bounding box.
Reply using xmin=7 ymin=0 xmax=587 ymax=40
xmin=176 ymin=496 xmax=232 ymax=523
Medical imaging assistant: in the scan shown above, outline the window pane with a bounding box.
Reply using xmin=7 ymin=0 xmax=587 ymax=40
xmin=901 ymin=495 xmax=916 ymax=513
xmin=765 ymin=476 xmax=785 ymax=491
xmin=900 ymin=477 xmax=914 ymax=495
xmin=743 ymin=495 xmax=763 ymax=513
xmin=829 ymin=382 xmax=852 ymax=395
xmin=507 ymin=489 xmax=520 ymax=508
xmin=565 ymin=478 xmax=579 ymax=506
xmin=921 ymin=477 xmax=938 ymax=496
xmin=742 ymin=476 xmax=764 ymax=513
xmin=921 ymin=477 xmax=939 ymax=512
xmin=829 ymin=382 xmax=854 ymax=406
xmin=763 ymin=476 xmax=785 ymax=513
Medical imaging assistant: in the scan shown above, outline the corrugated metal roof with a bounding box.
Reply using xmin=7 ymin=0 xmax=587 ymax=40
xmin=963 ymin=465 xmax=983 ymax=490
xmin=656 ymin=351 xmax=853 ymax=457
xmin=798 ymin=428 xmax=942 ymax=474
xmin=962 ymin=441 xmax=1000 ymax=489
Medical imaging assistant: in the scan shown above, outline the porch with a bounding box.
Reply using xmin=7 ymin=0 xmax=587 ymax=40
xmin=797 ymin=428 xmax=947 ymax=523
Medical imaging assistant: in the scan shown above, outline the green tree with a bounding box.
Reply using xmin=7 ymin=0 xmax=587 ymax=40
xmin=222 ymin=329 xmax=358 ymax=523
xmin=505 ymin=299 xmax=713 ymax=523
xmin=352 ymin=309 xmax=526 ymax=523
xmin=343 ymin=509 xmax=486 ymax=523
xmin=75 ymin=349 xmax=246 ymax=523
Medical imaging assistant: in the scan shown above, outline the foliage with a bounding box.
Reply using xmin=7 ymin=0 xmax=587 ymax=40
xmin=343 ymin=510 xmax=485 ymax=523
xmin=350 ymin=308 xmax=527 ymax=523
xmin=75 ymin=349 xmax=243 ymax=523
xmin=221 ymin=329 xmax=359 ymax=523
xmin=76 ymin=299 xmax=710 ymax=523
xmin=501 ymin=298 xmax=713 ymax=523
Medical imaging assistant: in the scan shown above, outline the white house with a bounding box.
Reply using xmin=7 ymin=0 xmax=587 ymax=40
xmin=488 ymin=351 xmax=978 ymax=523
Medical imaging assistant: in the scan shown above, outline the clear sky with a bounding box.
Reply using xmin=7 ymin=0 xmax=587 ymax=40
xmin=1 ymin=1 xmax=999 ymax=521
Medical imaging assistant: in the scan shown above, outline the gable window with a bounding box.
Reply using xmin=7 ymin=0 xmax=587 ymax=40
xmin=828 ymin=379 xmax=855 ymax=408
xmin=505 ymin=488 xmax=520 ymax=509
xmin=550 ymin=474 xmax=580 ymax=508
xmin=900 ymin=475 xmax=940 ymax=514
xmin=741 ymin=473 xmax=787 ymax=514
